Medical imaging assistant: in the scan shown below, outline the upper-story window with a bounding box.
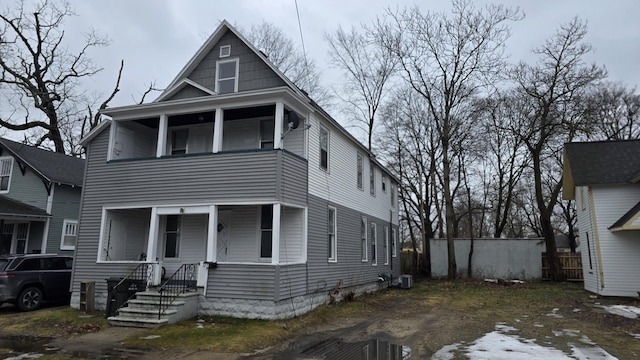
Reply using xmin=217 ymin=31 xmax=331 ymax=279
xmin=260 ymin=119 xmax=274 ymax=149
xmin=371 ymin=222 xmax=377 ymax=266
xmin=370 ymin=162 xmax=376 ymax=196
xmin=361 ymin=216 xmax=368 ymax=262
xmin=319 ymin=126 xmax=329 ymax=171
xmin=357 ymin=153 xmax=363 ymax=190
xmin=382 ymin=174 xmax=387 ymax=193
xmin=0 ymin=157 xmax=13 ymax=193
xmin=216 ymin=58 xmax=239 ymax=94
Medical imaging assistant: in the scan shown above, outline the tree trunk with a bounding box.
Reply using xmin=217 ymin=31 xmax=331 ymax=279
xmin=442 ymin=146 xmax=457 ymax=279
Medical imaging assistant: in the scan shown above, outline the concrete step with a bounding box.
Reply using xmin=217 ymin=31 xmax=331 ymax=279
xmin=117 ymin=307 xmax=177 ymax=320
xmin=107 ymin=316 xmax=169 ymax=328
xmin=127 ymin=298 xmax=186 ymax=310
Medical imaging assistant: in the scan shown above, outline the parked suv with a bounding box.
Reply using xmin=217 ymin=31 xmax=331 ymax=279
xmin=0 ymin=254 xmax=73 ymax=311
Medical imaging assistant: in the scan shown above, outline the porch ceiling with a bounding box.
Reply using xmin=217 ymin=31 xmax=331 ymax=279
xmin=0 ymin=195 xmax=50 ymax=219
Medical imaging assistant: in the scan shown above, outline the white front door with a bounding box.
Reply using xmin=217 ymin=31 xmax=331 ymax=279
xmin=217 ymin=210 xmax=231 ymax=262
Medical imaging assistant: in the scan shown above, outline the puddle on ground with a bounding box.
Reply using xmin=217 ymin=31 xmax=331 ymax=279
xmin=302 ymin=338 xmax=411 ymax=360
xmin=0 ymin=335 xmax=145 ymax=359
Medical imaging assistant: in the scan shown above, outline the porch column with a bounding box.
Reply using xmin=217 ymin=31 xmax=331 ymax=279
xmin=157 ymin=114 xmax=167 ymax=157
xmin=274 ymin=102 xmax=284 ymax=149
xmin=271 ymin=203 xmax=281 ymax=264
xmin=207 ymin=205 xmax=218 ymax=262
xmin=146 ymin=207 xmax=160 ymax=261
xmin=213 ymin=108 xmax=223 ymax=153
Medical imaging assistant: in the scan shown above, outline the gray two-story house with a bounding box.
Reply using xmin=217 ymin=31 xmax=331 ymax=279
xmin=72 ymin=20 xmax=400 ymax=323
xmin=0 ymin=138 xmax=85 ymax=255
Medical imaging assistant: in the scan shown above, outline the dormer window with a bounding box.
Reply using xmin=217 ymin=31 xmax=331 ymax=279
xmin=216 ymin=58 xmax=239 ymax=94
xmin=0 ymin=157 xmax=13 ymax=192
xmin=219 ymin=45 xmax=231 ymax=58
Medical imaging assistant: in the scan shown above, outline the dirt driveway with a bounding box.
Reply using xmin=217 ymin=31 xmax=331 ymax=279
xmin=2 ymin=280 xmax=640 ymax=359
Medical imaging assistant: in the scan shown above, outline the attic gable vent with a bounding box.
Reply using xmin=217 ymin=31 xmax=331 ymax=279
xmin=220 ymin=45 xmax=231 ymax=58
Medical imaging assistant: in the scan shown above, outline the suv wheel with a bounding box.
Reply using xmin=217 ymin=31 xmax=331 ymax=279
xmin=18 ymin=287 xmax=43 ymax=311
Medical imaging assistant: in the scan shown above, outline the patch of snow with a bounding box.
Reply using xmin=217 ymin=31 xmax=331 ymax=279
xmin=602 ymin=305 xmax=640 ymax=319
xmin=4 ymin=354 xmax=43 ymax=360
xmin=534 ymin=323 xmax=544 ymax=328
xmin=140 ymin=335 xmax=161 ymax=339
xmin=627 ymin=332 xmax=640 ymax=339
xmin=546 ymin=308 xmax=563 ymax=318
xmin=573 ymin=308 xmax=582 ymax=313
xmin=431 ymin=343 xmax=461 ymax=360
xmin=570 ymin=343 xmax=618 ymax=360
xmin=553 ymin=329 xmax=580 ymax=337
xmin=495 ymin=324 xmax=518 ymax=332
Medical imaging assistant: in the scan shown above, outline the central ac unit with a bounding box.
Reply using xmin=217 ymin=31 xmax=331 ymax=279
xmin=399 ymin=275 xmax=413 ymax=289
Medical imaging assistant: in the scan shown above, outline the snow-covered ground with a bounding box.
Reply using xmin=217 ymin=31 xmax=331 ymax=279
xmin=430 ymin=304 xmax=640 ymax=360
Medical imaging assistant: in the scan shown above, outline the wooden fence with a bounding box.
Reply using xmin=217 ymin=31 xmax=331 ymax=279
xmin=542 ymin=252 xmax=583 ymax=281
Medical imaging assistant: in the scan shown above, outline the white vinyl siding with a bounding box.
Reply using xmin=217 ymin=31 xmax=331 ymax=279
xmin=587 ymin=185 xmax=640 ymax=296
xmin=307 ymin=115 xmax=398 ymax=227
xmin=60 ymin=219 xmax=78 ymax=251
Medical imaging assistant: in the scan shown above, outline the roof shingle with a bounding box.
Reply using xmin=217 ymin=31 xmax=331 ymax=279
xmin=564 ymin=139 xmax=640 ymax=186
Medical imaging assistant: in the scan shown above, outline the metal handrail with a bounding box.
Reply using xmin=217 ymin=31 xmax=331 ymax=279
xmin=112 ymin=263 xmax=148 ymax=315
xmin=157 ymin=263 xmax=198 ymax=319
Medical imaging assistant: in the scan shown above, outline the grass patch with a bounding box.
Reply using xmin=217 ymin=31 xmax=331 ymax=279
xmin=0 ymin=307 xmax=108 ymax=338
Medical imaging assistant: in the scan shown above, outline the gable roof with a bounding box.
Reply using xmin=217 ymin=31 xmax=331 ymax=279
xmin=156 ymin=20 xmax=305 ymax=102
xmin=0 ymin=138 xmax=85 ymax=187
xmin=609 ymin=200 xmax=640 ymax=231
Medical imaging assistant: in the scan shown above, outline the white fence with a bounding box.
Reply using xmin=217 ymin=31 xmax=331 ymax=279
xmin=429 ymin=238 xmax=546 ymax=280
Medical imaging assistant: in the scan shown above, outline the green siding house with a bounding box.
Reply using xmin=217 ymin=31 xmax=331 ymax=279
xmin=0 ymin=138 xmax=85 ymax=255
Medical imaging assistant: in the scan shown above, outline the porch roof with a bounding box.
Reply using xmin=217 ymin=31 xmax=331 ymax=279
xmin=0 ymin=195 xmax=50 ymax=219
xmin=609 ymin=200 xmax=640 ymax=232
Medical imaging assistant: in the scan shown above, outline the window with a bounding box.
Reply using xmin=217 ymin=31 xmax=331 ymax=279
xmin=216 ymin=58 xmax=238 ymax=94
xmin=60 ymin=220 xmax=78 ymax=250
xmin=171 ymin=129 xmax=188 ymax=155
xmin=361 ymin=216 xmax=368 ymax=261
xmin=164 ymin=215 xmax=181 ymax=258
xmin=382 ymin=174 xmax=387 ymax=193
xmin=260 ymin=119 xmax=274 ymax=149
xmin=219 ymin=45 xmax=231 ymax=57
xmin=392 ymin=228 xmax=397 ymax=257
xmin=390 ymin=184 xmax=396 ymax=207
xmin=0 ymin=157 xmax=13 ymax=193
xmin=371 ymin=222 xmax=377 ymax=266
xmin=384 ymin=226 xmax=389 ymax=265
xmin=357 ymin=153 xmax=364 ymax=190
xmin=260 ymin=205 xmax=273 ymax=259
xmin=328 ymin=206 xmax=337 ymax=262
xmin=370 ymin=162 xmax=376 ymax=196
xmin=319 ymin=126 xmax=329 ymax=170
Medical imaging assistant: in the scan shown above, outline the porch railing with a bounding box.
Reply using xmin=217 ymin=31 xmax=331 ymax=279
xmin=158 ymin=263 xmax=199 ymax=319
xmin=109 ymin=263 xmax=148 ymax=316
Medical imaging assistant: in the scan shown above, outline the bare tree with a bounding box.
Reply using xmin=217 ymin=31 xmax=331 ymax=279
xmin=325 ymin=25 xmax=397 ymax=151
xmin=245 ymin=21 xmax=329 ymax=106
xmin=585 ymin=82 xmax=640 ymax=140
xmin=0 ymin=0 xmax=120 ymax=153
xmin=509 ymin=18 xmax=606 ymax=280
xmin=375 ymin=0 xmax=522 ymax=279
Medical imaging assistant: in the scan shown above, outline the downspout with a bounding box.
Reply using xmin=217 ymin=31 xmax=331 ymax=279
xmin=41 ymin=184 xmax=55 ymax=254
xmin=588 ymin=187 xmax=605 ymax=290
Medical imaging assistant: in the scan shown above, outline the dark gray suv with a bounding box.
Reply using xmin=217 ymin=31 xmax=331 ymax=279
xmin=0 ymin=254 xmax=73 ymax=311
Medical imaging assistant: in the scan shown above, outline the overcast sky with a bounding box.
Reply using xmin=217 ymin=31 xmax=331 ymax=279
xmin=10 ymin=0 xmax=640 ymax=120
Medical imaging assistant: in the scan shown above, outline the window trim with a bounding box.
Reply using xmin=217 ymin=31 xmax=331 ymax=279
xmin=392 ymin=227 xmax=397 ymax=258
xmin=319 ymin=126 xmax=329 ymax=171
xmin=219 ymin=45 xmax=231 ymax=58
xmin=215 ymin=58 xmax=239 ymax=94
xmin=370 ymin=162 xmax=376 ymax=196
xmin=259 ymin=205 xmax=273 ymax=260
xmin=0 ymin=156 xmax=14 ymax=194
xmin=371 ymin=222 xmax=377 ymax=266
xmin=361 ymin=216 xmax=368 ymax=262
xmin=383 ymin=226 xmax=389 ymax=265
xmin=357 ymin=152 xmax=364 ymax=190
xmin=60 ymin=219 xmax=78 ymax=251
xmin=328 ymin=206 xmax=337 ymax=263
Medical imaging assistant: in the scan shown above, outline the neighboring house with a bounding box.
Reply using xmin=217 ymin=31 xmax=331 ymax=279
xmin=563 ymin=139 xmax=640 ymax=297
xmin=0 ymin=138 xmax=85 ymax=256
xmin=72 ymin=20 xmax=400 ymax=321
